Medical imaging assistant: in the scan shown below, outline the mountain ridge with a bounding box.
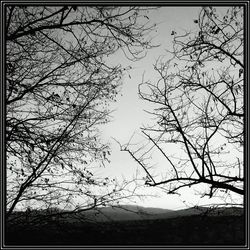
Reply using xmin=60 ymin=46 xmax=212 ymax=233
xmin=8 ymin=205 xmax=243 ymax=224
xmin=75 ymin=205 xmax=243 ymax=222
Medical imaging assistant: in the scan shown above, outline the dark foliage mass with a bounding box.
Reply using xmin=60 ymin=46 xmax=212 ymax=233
xmin=5 ymin=206 xmax=244 ymax=246
xmin=6 ymin=214 xmax=244 ymax=245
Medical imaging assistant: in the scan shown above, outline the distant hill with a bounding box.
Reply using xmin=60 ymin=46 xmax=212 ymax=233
xmin=8 ymin=205 xmax=243 ymax=225
xmin=77 ymin=205 xmax=173 ymax=222
xmin=72 ymin=205 xmax=243 ymax=223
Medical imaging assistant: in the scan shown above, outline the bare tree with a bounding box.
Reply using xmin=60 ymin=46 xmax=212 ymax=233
xmin=122 ymin=7 xmax=244 ymax=205
xmin=5 ymin=5 xmax=156 ymax=220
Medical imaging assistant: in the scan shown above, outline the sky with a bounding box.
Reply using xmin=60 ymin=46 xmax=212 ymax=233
xmin=5 ymin=6 xmax=243 ymax=214
xmin=97 ymin=7 xmax=208 ymax=210
xmin=6 ymin=6 xmax=243 ymax=212
xmin=95 ymin=6 xmax=243 ymax=210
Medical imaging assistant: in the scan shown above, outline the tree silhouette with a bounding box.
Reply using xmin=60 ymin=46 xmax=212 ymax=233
xmin=123 ymin=7 xmax=244 ymax=204
xmin=6 ymin=5 xmax=156 ymax=220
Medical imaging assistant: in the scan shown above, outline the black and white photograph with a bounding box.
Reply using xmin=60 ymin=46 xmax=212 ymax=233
xmin=1 ymin=1 xmax=248 ymax=248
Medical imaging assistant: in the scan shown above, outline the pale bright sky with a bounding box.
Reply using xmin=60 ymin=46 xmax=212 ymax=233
xmin=97 ymin=7 xmax=242 ymax=210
